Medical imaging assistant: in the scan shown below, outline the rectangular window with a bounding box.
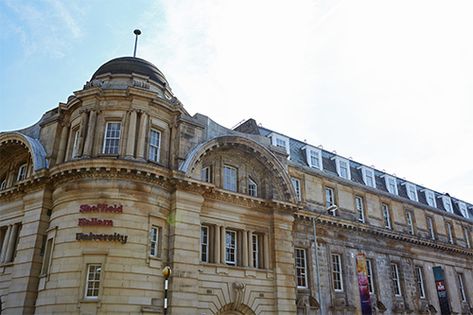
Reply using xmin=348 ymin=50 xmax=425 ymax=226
xmin=223 ymin=165 xmax=237 ymax=192
xmin=252 ymin=234 xmax=259 ymax=268
xmin=415 ymin=266 xmax=426 ymax=299
xmin=201 ymin=226 xmax=209 ymax=262
xmin=384 ymin=175 xmax=398 ymax=195
xmin=149 ymin=226 xmax=159 ymax=257
xmin=361 ymin=167 xmax=376 ymax=188
xmin=391 ymin=263 xmax=402 ymax=296
xmin=148 ymin=129 xmax=161 ymax=162
xmin=446 ymin=222 xmax=454 ymax=244
xmin=72 ymin=129 xmax=80 ymax=159
xmin=382 ymin=204 xmax=392 ymax=229
xmin=292 ymin=178 xmax=301 ymax=201
xmin=366 ymin=258 xmax=375 ymax=294
xmin=85 ymin=264 xmax=102 ymax=299
xmin=424 ymin=190 xmax=437 ymax=207
xmin=102 ymin=122 xmax=121 ymax=154
xmin=248 ymin=177 xmax=257 ymax=197
xmin=201 ymin=166 xmax=212 ymax=183
xmin=295 ymin=248 xmax=307 ymax=288
xmin=406 ymin=183 xmax=418 ymax=202
xmin=457 ymin=273 xmax=466 ymax=302
xmin=41 ymin=238 xmax=54 ymax=275
xmin=464 ymin=227 xmax=471 ymax=248
xmin=325 ymin=187 xmax=335 ymax=210
xmin=406 ymin=210 xmax=414 ymax=235
xmin=355 ymin=196 xmax=365 ymax=223
xmin=17 ymin=163 xmax=27 ymax=181
xmin=458 ymin=202 xmax=469 ymax=219
xmin=225 ymin=230 xmax=237 ymax=265
xmin=332 ymin=254 xmax=343 ymax=292
xmin=427 ymin=216 xmax=435 ymax=240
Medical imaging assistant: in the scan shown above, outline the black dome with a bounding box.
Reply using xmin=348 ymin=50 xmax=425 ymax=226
xmin=91 ymin=57 xmax=168 ymax=86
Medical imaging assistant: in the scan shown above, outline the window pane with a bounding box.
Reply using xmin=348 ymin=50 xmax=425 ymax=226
xmin=225 ymin=230 xmax=236 ymax=265
xmin=103 ymin=122 xmax=121 ymax=154
xmin=149 ymin=129 xmax=161 ymax=162
xmin=201 ymin=226 xmax=208 ymax=262
xmin=85 ymin=264 xmax=102 ymax=298
xmin=295 ymin=248 xmax=307 ymax=288
xmin=223 ymin=166 xmax=237 ymax=192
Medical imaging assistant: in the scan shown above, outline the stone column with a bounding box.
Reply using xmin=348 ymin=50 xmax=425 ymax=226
xmin=136 ymin=111 xmax=148 ymax=160
xmin=0 ymin=225 xmax=12 ymax=263
xmin=272 ymin=210 xmax=297 ymax=314
xmin=242 ymin=229 xmax=248 ymax=267
xmin=56 ymin=122 xmax=69 ymax=164
xmin=125 ymin=110 xmax=137 ymax=158
xmin=214 ymin=225 xmax=220 ymax=264
xmin=264 ymin=233 xmax=270 ymax=269
xmin=220 ymin=226 xmax=226 ymax=264
xmin=83 ymin=110 xmax=97 ymax=157
xmin=168 ymin=190 xmax=203 ymax=314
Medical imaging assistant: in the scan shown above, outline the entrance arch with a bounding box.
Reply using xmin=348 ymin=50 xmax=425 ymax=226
xmin=215 ymin=303 xmax=256 ymax=315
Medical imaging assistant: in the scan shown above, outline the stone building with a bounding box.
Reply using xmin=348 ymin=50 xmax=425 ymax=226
xmin=0 ymin=56 xmax=471 ymax=315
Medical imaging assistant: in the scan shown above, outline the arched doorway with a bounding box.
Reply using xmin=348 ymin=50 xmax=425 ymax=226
xmin=215 ymin=303 xmax=256 ymax=315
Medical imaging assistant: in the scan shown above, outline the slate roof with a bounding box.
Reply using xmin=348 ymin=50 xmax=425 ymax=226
xmin=254 ymin=124 xmax=473 ymax=221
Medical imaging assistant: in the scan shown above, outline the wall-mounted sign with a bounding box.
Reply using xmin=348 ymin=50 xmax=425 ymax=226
xmin=76 ymin=232 xmax=128 ymax=244
xmin=80 ymin=203 xmax=123 ymax=213
xmin=78 ymin=218 xmax=113 ymax=226
xmin=77 ymin=203 xmax=127 ymax=244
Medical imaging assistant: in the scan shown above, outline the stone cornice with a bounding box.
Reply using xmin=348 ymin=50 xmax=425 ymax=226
xmin=295 ymin=210 xmax=473 ymax=257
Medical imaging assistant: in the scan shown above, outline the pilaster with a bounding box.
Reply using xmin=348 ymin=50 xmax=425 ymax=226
xmin=168 ymin=189 xmax=203 ymax=314
xmin=3 ymin=189 xmax=51 ymax=315
xmin=272 ymin=210 xmax=297 ymax=314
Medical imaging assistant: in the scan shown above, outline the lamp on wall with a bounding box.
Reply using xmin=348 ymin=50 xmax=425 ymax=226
xmin=312 ymin=205 xmax=338 ymax=315
xmin=162 ymin=266 xmax=172 ymax=315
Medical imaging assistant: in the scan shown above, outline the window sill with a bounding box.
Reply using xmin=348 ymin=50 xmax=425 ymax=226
xmin=80 ymin=297 xmax=101 ymax=303
xmin=199 ymin=262 xmax=271 ymax=273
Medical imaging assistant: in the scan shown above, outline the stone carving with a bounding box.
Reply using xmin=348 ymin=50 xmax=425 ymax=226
xmin=84 ymin=79 xmax=103 ymax=89
xmin=133 ymin=80 xmax=150 ymax=89
xmin=232 ymin=282 xmax=246 ymax=310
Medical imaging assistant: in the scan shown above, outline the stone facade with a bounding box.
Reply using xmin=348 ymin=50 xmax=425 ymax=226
xmin=0 ymin=57 xmax=471 ymax=314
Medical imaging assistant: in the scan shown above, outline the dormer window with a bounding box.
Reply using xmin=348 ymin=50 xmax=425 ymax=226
xmin=333 ymin=157 xmax=351 ymax=180
xmin=382 ymin=175 xmax=398 ymax=195
xmin=17 ymin=163 xmax=27 ymax=182
xmin=360 ymin=166 xmax=376 ymax=188
xmin=458 ymin=202 xmax=469 ymax=219
xmin=302 ymin=145 xmax=322 ymax=170
xmin=405 ymin=183 xmax=418 ymax=202
xmin=423 ymin=190 xmax=437 ymax=208
xmin=440 ymin=196 xmax=453 ymax=213
xmin=269 ymin=133 xmax=290 ymax=157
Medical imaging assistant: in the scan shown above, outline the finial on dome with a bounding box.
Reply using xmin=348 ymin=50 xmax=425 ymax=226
xmin=133 ymin=29 xmax=142 ymax=58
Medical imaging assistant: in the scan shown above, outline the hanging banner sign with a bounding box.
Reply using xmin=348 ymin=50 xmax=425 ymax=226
xmin=356 ymin=253 xmax=372 ymax=315
xmin=433 ymin=266 xmax=451 ymax=315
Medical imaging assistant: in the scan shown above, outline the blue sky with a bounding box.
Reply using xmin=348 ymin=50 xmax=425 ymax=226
xmin=1 ymin=0 xmax=473 ymax=203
